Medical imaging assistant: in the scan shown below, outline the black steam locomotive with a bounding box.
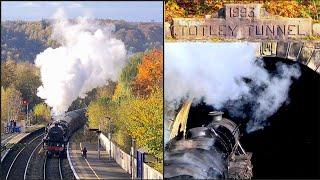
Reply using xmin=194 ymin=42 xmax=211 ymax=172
xmin=165 ymin=111 xmax=252 ymax=179
xmin=43 ymin=108 xmax=86 ymax=158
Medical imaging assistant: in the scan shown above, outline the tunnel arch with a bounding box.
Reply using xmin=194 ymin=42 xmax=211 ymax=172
xmin=240 ymin=56 xmax=320 ymax=178
xmin=257 ymin=41 xmax=320 ymax=74
xmin=185 ymin=56 xmax=320 ymax=178
xmin=164 ymin=40 xmax=320 ymax=178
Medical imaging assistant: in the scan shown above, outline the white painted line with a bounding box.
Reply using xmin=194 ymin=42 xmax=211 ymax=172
xmin=67 ymin=142 xmax=80 ymax=180
xmin=84 ymin=157 xmax=101 ymax=179
xmin=6 ymin=146 xmax=26 ymax=180
xmin=24 ymin=141 xmax=42 ymax=180
xmin=59 ymin=158 xmax=63 ymax=180
xmin=80 ymin=143 xmax=100 ymax=179
xmin=43 ymin=155 xmax=47 ymax=180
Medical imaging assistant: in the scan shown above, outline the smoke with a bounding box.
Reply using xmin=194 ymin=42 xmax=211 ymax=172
xmin=35 ymin=9 xmax=126 ymax=116
xmin=165 ymin=42 xmax=300 ymax=133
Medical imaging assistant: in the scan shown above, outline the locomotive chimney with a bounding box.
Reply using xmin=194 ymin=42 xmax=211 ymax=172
xmin=209 ymin=111 xmax=224 ymax=121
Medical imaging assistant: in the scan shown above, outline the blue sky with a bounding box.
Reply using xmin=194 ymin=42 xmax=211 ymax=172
xmin=1 ymin=1 xmax=163 ymax=22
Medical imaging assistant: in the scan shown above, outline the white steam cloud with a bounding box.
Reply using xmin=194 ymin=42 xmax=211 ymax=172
xmin=35 ymin=10 xmax=126 ymax=115
xmin=165 ymin=42 xmax=300 ymax=133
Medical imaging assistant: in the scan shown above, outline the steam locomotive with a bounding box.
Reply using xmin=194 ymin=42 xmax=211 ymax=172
xmin=165 ymin=111 xmax=252 ymax=179
xmin=43 ymin=108 xmax=86 ymax=158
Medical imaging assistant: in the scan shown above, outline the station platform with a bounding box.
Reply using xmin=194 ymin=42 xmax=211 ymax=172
xmin=1 ymin=133 xmax=30 ymax=145
xmin=1 ymin=125 xmax=45 ymax=162
xmin=1 ymin=132 xmax=30 ymax=162
xmin=68 ymin=142 xmax=130 ymax=179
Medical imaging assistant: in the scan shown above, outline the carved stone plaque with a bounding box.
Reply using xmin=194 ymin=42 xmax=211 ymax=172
xmin=225 ymin=4 xmax=262 ymax=19
xmin=170 ymin=4 xmax=313 ymax=40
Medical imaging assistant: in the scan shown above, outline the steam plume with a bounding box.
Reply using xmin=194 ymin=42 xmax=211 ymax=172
xmin=165 ymin=42 xmax=300 ymax=133
xmin=35 ymin=10 xmax=126 ymax=116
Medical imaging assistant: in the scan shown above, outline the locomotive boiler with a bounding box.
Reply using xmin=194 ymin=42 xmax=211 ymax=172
xmin=43 ymin=108 xmax=86 ymax=158
xmin=165 ymin=111 xmax=253 ymax=179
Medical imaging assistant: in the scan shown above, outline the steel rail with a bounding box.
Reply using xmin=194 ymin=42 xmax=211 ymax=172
xmin=23 ymin=141 xmax=43 ymax=180
xmin=6 ymin=146 xmax=25 ymax=180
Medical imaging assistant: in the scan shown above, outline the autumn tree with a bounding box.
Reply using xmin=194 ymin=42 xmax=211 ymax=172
xmin=13 ymin=62 xmax=42 ymax=107
xmin=1 ymin=60 xmax=42 ymax=109
xmin=1 ymin=20 xmax=163 ymax=62
xmin=86 ymin=98 xmax=110 ymax=130
xmin=120 ymin=53 xmax=143 ymax=87
xmin=86 ymin=48 xmax=163 ymax=172
xmin=165 ymin=0 xmax=186 ymax=21
xmin=33 ymin=103 xmax=51 ymax=123
xmin=97 ymin=81 xmax=117 ymax=99
xmin=165 ymin=0 xmax=319 ymax=21
xmin=265 ymin=0 xmax=319 ymax=19
xmin=1 ymin=60 xmax=17 ymax=88
xmin=115 ymin=89 xmax=163 ymax=171
xmin=113 ymin=53 xmax=143 ymax=101
xmin=132 ymin=49 xmax=163 ymax=97
xmin=1 ymin=86 xmax=23 ymax=132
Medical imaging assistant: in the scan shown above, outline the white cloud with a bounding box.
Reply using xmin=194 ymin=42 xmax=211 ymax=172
xmin=68 ymin=2 xmax=83 ymax=8
xmin=50 ymin=2 xmax=63 ymax=6
xmin=20 ymin=2 xmax=40 ymax=7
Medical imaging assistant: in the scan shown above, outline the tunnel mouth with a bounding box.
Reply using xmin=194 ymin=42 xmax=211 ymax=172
xmin=186 ymin=57 xmax=320 ymax=178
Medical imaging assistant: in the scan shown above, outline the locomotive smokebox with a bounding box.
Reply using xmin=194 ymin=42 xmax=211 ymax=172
xmin=48 ymin=125 xmax=64 ymax=141
xmin=209 ymin=111 xmax=224 ymax=121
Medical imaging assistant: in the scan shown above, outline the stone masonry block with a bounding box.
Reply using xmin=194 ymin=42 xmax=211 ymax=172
xmin=297 ymin=44 xmax=315 ymax=65
xmin=287 ymin=42 xmax=303 ymax=60
xmin=276 ymin=41 xmax=289 ymax=58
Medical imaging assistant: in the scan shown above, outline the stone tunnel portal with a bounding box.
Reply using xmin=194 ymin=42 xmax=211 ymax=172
xmin=186 ymin=56 xmax=320 ymax=178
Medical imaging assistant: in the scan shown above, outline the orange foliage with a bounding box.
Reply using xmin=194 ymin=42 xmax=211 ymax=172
xmin=268 ymin=1 xmax=319 ymax=19
xmin=132 ymin=49 xmax=163 ymax=97
xmin=165 ymin=1 xmax=185 ymax=21
xmin=165 ymin=0 xmax=319 ymax=22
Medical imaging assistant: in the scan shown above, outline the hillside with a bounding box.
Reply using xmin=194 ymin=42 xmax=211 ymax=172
xmin=1 ymin=19 xmax=163 ymax=62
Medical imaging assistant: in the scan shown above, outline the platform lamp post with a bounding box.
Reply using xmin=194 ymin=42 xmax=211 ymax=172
xmin=97 ymin=130 xmax=101 ymax=159
xmin=131 ymin=137 xmax=136 ymax=179
xmin=98 ymin=117 xmax=101 ymax=158
xmin=7 ymin=100 xmax=10 ymax=133
xmin=105 ymin=116 xmax=112 ymax=161
xmin=23 ymin=99 xmax=29 ymax=126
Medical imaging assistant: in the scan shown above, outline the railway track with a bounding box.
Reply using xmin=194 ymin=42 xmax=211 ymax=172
xmin=23 ymin=140 xmax=44 ymax=180
xmin=44 ymin=156 xmax=63 ymax=180
xmin=24 ymin=141 xmax=75 ymax=180
xmin=1 ymin=128 xmax=76 ymax=180
xmin=1 ymin=130 xmax=44 ymax=180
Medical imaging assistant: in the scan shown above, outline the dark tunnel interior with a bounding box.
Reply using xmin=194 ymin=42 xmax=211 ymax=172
xmin=186 ymin=57 xmax=320 ymax=178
